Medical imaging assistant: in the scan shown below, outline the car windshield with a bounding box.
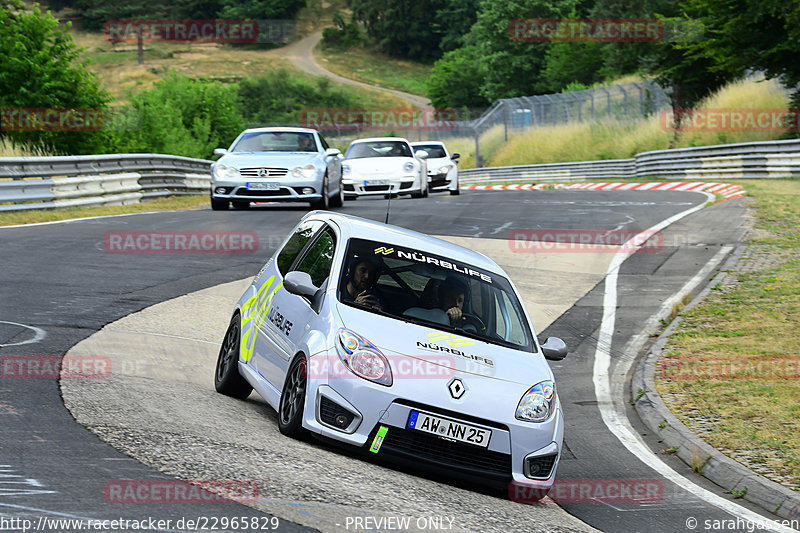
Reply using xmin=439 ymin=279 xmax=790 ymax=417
xmin=346 ymin=141 xmax=412 ymax=159
xmin=232 ymin=132 xmax=317 ymax=153
xmin=338 ymin=238 xmax=535 ymax=352
xmin=412 ymin=144 xmax=447 ymax=158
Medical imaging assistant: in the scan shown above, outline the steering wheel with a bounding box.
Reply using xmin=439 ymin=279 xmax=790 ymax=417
xmin=458 ymin=313 xmax=486 ymax=333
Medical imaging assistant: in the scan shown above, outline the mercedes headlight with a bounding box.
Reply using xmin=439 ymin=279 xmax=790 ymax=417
xmin=516 ymin=381 xmax=556 ymax=422
xmin=336 ymin=329 xmax=392 ymax=386
xmin=213 ymin=165 xmax=238 ymax=180
xmin=292 ymin=164 xmax=317 ymax=178
xmin=403 ymin=162 xmax=415 ymax=173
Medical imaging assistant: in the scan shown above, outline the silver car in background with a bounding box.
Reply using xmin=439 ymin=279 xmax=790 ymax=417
xmin=342 ymin=137 xmax=429 ymax=199
xmin=210 ymin=127 xmax=343 ymax=210
xmin=411 ymin=141 xmax=460 ymax=195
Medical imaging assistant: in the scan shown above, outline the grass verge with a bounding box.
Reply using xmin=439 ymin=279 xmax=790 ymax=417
xmin=0 ymin=195 xmax=209 ymax=227
xmin=314 ymin=45 xmax=432 ymax=97
xmin=656 ymin=179 xmax=800 ymax=492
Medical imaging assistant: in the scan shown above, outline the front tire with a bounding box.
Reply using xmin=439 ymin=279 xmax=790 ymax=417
xmin=278 ymin=355 xmax=308 ymax=438
xmin=211 ymin=198 xmax=229 ymax=210
xmin=214 ymin=315 xmax=253 ymax=399
xmin=329 ymin=177 xmax=344 ymax=208
xmin=310 ymin=174 xmax=330 ymax=210
xmin=450 ymin=176 xmax=460 ymax=196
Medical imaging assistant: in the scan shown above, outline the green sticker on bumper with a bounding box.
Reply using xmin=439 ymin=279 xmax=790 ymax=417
xmin=370 ymin=425 xmax=388 ymax=454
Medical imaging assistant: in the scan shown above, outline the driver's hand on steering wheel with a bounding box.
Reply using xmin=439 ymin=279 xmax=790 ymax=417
xmin=445 ymin=306 xmax=463 ymax=324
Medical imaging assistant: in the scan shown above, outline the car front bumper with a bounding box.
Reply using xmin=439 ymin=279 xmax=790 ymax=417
xmin=211 ymin=178 xmax=323 ymax=202
xmin=342 ymin=175 xmax=418 ymax=196
xmin=302 ymin=356 xmax=563 ymax=490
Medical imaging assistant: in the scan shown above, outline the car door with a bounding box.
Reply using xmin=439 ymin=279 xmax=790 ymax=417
xmin=252 ymin=219 xmax=323 ymax=387
xmin=255 ymin=223 xmax=337 ymax=388
xmin=319 ymin=134 xmax=341 ymax=183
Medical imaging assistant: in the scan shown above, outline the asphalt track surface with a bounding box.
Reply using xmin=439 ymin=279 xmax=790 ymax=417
xmin=0 ymin=190 xmax=785 ymax=532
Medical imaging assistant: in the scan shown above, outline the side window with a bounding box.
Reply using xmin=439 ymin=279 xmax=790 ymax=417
xmin=277 ymin=220 xmax=323 ymax=275
xmin=295 ymin=229 xmax=336 ymax=287
xmin=318 ymin=134 xmax=330 ymax=151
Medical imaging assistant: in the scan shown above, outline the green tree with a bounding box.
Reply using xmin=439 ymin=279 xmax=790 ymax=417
xmin=435 ymin=0 xmax=480 ymax=53
xmin=426 ymin=45 xmax=489 ymax=108
xmin=0 ymin=0 xmax=110 ymax=154
xmin=680 ymin=0 xmax=800 ymax=108
xmin=464 ymin=0 xmax=579 ymax=102
xmin=350 ymin=0 xmax=447 ymax=62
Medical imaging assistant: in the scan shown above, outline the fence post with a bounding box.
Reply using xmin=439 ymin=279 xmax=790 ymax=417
xmin=474 ymin=127 xmax=481 ymax=168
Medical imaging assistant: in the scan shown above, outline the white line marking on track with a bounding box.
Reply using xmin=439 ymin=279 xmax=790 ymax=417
xmin=0 ymin=321 xmax=46 ymax=347
xmin=592 ymin=191 xmax=796 ymax=532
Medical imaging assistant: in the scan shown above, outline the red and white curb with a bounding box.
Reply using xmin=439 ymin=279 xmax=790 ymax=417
xmin=465 ymin=182 xmax=746 ymax=201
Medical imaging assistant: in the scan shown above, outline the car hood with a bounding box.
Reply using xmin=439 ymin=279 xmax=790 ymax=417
xmin=217 ymin=152 xmax=321 ymax=168
xmin=344 ymin=157 xmax=415 ymax=174
xmin=334 ymin=302 xmax=551 ymax=387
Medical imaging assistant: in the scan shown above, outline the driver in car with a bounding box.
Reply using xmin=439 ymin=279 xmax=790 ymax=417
xmin=297 ymin=135 xmax=315 ymax=152
xmin=438 ymin=276 xmax=467 ymax=325
xmin=342 ymin=257 xmax=383 ymax=309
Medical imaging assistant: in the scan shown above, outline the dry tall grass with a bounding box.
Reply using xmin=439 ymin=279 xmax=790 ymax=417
xmin=0 ymin=138 xmax=51 ymax=157
xmin=486 ymin=77 xmax=791 ymax=168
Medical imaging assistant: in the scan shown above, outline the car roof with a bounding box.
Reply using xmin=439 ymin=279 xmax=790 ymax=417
xmin=350 ymin=137 xmax=409 ymax=144
xmin=241 ymin=127 xmax=319 ymax=134
xmin=306 ymin=211 xmax=504 ymax=275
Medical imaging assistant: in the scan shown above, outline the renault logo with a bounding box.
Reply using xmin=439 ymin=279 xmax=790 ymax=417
xmin=448 ymin=378 xmax=466 ymax=399
xmin=258 ymin=168 xmax=269 ymax=177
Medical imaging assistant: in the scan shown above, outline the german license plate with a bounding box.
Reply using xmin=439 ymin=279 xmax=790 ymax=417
xmin=246 ymin=182 xmax=279 ymax=190
xmin=364 ymin=179 xmax=390 ymax=186
xmin=407 ymin=410 xmax=491 ymax=448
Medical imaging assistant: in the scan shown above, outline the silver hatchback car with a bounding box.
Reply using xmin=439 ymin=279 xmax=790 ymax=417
xmin=210 ymin=127 xmax=343 ymax=210
xmin=214 ymin=212 xmax=568 ymax=496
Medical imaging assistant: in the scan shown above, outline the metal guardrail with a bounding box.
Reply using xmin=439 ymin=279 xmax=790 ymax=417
xmin=0 ymin=154 xmax=212 ymax=212
xmin=461 ymin=138 xmax=800 ymax=184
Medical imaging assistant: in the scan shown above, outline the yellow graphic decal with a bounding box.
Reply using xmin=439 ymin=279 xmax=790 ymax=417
xmin=240 ymin=276 xmax=283 ymax=362
xmin=427 ymin=332 xmax=475 ymax=347
xmin=374 ymin=246 xmax=394 ymax=255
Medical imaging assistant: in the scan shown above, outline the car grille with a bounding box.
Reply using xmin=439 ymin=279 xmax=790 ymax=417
xmin=364 ymin=185 xmax=391 ymax=192
xmin=371 ymin=424 xmax=512 ymax=481
xmin=236 ymin=189 xmax=286 ymax=197
xmin=239 ymin=167 xmax=288 ymax=177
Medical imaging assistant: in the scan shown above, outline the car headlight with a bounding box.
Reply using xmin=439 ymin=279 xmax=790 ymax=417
xmin=336 ymin=329 xmax=392 ymax=386
xmin=292 ymin=164 xmax=317 ymax=178
xmin=435 ymin=165 xmax=453 ymax=175
xmin=342 ymin=163 xmax=351 ymax=175
xmin=516 ymin=380 xmax=556 ymax=422
xmin=403 ymin=162 xmax=415 ymax=173
xmin=213 ymin=164 xmax=238 ymax=180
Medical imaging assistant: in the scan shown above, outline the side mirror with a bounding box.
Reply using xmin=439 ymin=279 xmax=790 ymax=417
xmin=414 ymin=150 xmax=429 ymax=159
xmin=325 ymin=148 xmax=341 ymax=157
xmin=213 ymin=148 xmax=228 ymax=157
xmin=540 ymin=337 xmax=567 ymax=361
xmin=451 ymin=152 xmax=460 ymax=161
xmin=284 ymin=271 xmax=319 ymax=299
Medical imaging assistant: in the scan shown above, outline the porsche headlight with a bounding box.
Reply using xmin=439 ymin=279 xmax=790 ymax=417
xmin=213 ymin=164 xmax=238 ymax=180
xmin=403 ymin=162 xmax=415 ymax=173
xmin=292 ymin=164 xmax=317 ymax=178
xmin=336 ymin=329 xmax=392 ymax=386
xmin=342 ymin=163 xmax=351 ymax=175
xmin=516 ymin=381 xmax=556 ymax=422
xmin=435 ymin=164 xmax=453 ymax=175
